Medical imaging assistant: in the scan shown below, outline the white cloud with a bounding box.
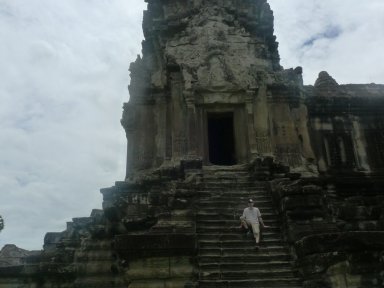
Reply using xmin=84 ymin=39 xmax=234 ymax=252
xmin=0 ymin=0 xmax=146 ymax=250
xmin=269 ymin=0 xmax=384 ymax=84
xmin=0 ymin=1 xmax=383 ymax=250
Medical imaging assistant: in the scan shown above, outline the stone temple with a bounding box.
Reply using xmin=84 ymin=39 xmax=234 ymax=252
xmin=1 ymin=0 xmax=384 ymax=287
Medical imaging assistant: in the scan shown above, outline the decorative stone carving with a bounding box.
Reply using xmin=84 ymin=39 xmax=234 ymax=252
xmin=2 ymin=1 xmax=384 ymax=288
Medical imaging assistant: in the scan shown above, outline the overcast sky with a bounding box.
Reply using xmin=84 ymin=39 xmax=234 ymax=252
xmin=0 ymin=0 xmax=383 ymax=251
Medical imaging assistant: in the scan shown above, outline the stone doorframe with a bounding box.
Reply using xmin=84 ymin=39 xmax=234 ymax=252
xmin=196 ymin=104 xmax=249 ymax=165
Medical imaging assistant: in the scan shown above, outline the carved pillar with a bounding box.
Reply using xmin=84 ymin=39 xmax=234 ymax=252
xmin=154 ymin=93 xmax=167 ymax=167
xmin=184 ymin=91 xmax=198 ymax=158
xmin=294 ymin=101 xmax=316 ymax=161
xmin=351 ymin=116 xmax=370 ymax=171
xmin=161 ymin=92 xmax=171 ymax=162
xmin=245 ymin=90 xmax=258 ymax=158
xmin=170 ymin=71 xmax=187 ymax=161
xmin=121 ymin=103 xmax=137 ymax=179
xmin=253 ymin=85 xmax=272 ymax=155
xmin=234 ymin=107 xmax=248 ymax=164
xmin=268 ymin=88 xmax=302 ymax=167
xmin=134 ymin=103 xmax=156 ymax=171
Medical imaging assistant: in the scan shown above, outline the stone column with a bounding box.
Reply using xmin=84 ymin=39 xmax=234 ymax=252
xmin=184 ymin=90 xmax=198 ymax=158
xmin=245 ymin=89 xmax=258 ymax=159
xmin=170 ymin=71 xmax=187 ymax=162
xmin=294 ymin=101 xmax=316 ymax=161
xmin=253 ymin=85 xmax=272 ymax=155
xmin=121 ymin=103 xmax=137 ymax=179
xmin=134 ymin=103 xmax=156 ymax=170
xmin=154 ymin=92 xmax=167 ymax=167
xmin=351 ymin=116 xmax=370 ymax=171
xmin=268 ymin=88 xmax=302 ymax=167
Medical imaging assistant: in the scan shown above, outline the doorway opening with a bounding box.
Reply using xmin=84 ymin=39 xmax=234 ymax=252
xmin=207 ymin=112 xmax=236 ymax=165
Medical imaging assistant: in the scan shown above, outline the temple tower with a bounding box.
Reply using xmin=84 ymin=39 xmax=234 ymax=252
xmin=2 ymin=1 xmax=384 ymax=287
xmin=121 ymin=0 xmax=314 ymax=178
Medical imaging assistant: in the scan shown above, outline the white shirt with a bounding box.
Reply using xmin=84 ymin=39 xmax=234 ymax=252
xmin=242 ymin=207 xmax=261 ymax=224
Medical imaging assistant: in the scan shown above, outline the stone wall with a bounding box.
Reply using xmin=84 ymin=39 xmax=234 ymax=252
xmin=268 ymin=170 xmax=384 ymax=288
xmin=1 ymin=1 xmax=384 ymax=287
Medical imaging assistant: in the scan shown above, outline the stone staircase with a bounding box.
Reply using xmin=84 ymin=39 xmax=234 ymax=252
xmin=37 ymin=211 xmax=126 ymax=288
xmin=72 ymin=239 xmax=125 ymax=288
xmin=196 ymin=165 xmax=302 ymax=288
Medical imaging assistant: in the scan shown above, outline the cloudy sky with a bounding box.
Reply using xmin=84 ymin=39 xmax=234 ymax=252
xmin=0 ymin=0 xmax=383 ymax=250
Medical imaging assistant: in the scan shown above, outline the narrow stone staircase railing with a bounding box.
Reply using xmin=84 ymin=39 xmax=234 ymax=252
xmin=196 ymin=165 xmax=302 ymax=288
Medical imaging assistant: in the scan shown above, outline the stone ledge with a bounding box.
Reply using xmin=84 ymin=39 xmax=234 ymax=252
xmin=295 ymin=231 xmax=384 ymax=258
xmin=115 ymin=233 xmax=197 ymax=259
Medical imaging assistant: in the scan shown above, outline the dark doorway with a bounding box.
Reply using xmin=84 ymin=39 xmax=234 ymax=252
xmin=207 ymin=112 xmax=236 ymax=165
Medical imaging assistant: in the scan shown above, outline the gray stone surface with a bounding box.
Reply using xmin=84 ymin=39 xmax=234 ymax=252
xmin=1 ymin=0 xmax=384 ymax=287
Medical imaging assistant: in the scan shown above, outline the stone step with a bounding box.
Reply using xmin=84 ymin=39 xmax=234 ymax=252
xmin=197 ymin=226 xmax=281 ymax=234
xmin=73 ymin=276 xmax=125 ymax=288
xmin=198 ymin=246 xmax=289 ymax=257
xmin=198 ymin=278 xmax=302 ymax=288
xmin=199 ymin=181 xmax=261 ymax=185
xmin=197 ymin=207 xmax=275 ymax=214
xmin=81 ymin=240 xmax=113 ymax=250
xmin=197 ymin=192 xmax=271 ymax=199
xmin=200 ymin=200 xmax=273 ymax=205
xmin=197 ymin=233 xmax=282 ymax=242
xmin=199 ymin=183 xmax=265 ymax=188
xmin=199 ymin=183 xmax=266 ymax=188
xmin=198 ymin=253 xmax=293 ymax=263
xmin=197 ymin=234 xmax=284 ymax=243
xmin=196 ymin=207 xmax=276 ymax=214
xmin=197 ymin=208 xmax=275 ymax=214
xmin=197 ymin=225 xmax=280 ymax=233
xmin=75 ymin=250 xmax=116 ymax=261
xmin=196 ymin=173 xmax=299 ymax=287
xmin=199 ymin=190 xmax=263 ymax=196
xmin=196 ymin=211 xmax=280 ymax=223
xmin=197 ymin=214 xmax=277 ymax=221
xmin=76 ymin=261 xmax=116 ymax=275
xmin=198 ymin=239 xmax=286 ymax=248
xmin=202 ymin=164 xmax=249 ymax=170
xmin=200 ymin=268 xmax=296 ymax=280
xmin=198 ymin=239 xmax=284 ymax=249
xmin=197 ymin=198 xmax=273 ymax=205
xmin=197 ymin=208 xmax=276 ymax=215
xmin=196 ymin=210 xmax=276 ymax=217
xmin=197 ymin=192 xmax=267 ymax=198
xmin=196 ymin=214 xmax=281 ymax=223
xmin=198 ymin=194 xmax=272 ymax=200
xmin=200 ymin=261 xmax=293 ymax=270
xmin=202 ymin=175 xmax=254 ymax=180
xmin=198 ymin=185 xmax=264 ymax=190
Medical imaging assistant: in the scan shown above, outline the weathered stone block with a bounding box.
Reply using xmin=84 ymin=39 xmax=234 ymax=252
xmin=128 ymin=280 xmax=165 ymax=288
xmin=285 ymin=208 xmax=324 ymax=220
xmin=281 ymin=195 xmax=323 ymax=210
xmin=297 ymin=251 xmax=346 ymax=277
xmin=338 ymin=205 xmax=369 ymax=221
xmin=347 ymin=251 xmax=384 ymax=274
xmin=126 ymin=257 xmax=170 ymax=280
xmin=295 ymin=232 xmax=384 ymax=258
xmin=286 ymin=223 xmax=337 ymax=243
xmin=303 ymin=278 xmax=332 ymax=288
xmin=165 ymin=279 xmax=195 ymax=288
xmin=115 ymin=233 xmax=196 ymax=259
xmin=170 ymin=257 xmax=194 ymax=277
xmin=302 ymin=185 xmax=323 ymax=194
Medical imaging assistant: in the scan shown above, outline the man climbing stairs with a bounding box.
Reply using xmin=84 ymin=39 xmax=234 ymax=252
xmin=196 ymin=165 xmax=302 ymax=288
